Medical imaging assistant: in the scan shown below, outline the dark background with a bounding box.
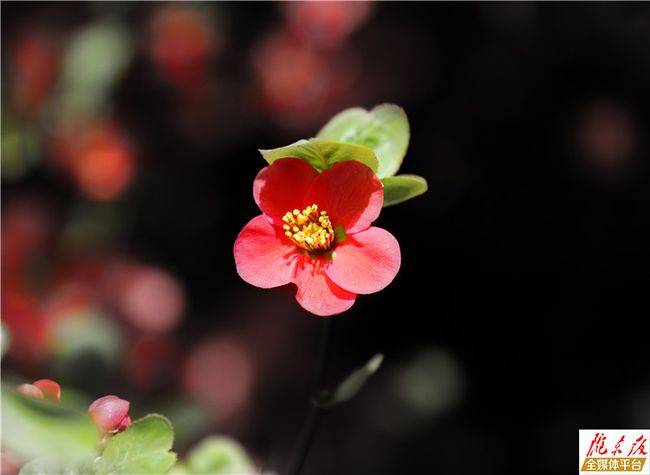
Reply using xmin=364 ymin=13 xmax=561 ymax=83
xmin=2 ymin=2 xmax=650 ymax=474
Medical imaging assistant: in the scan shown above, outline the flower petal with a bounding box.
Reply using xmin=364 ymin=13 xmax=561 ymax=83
xmin=292 ymin=255 xmax=356 ymax=316
xmin=234 ymin=215 xmax=299 ymax=289
xmin=326 ymin=226 xmax=400 ymax=294
xmin=308 ymin=160 xmax=383 ymax=234
xmin=253 ymin=157 xmax=319 ymax=224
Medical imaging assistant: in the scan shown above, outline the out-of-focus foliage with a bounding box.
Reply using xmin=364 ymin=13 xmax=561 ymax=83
xmin=154 ymin=398 xmax=212 ymax=448
xmin=1 ymin=116 xmax=41 ymax=181
xmin=1 ymin=386 xmax=98 ymax=466
xmin=320 ymin=353 xmax=384 ymax=407
xmin=396 ymin=348 xmax=464 ymax=418
xmin=55 ymin=22 xmax=133 ymax=123
xmin=19 ymin=457 xmax=94 ymax=475
xmin=48 ymin=308 xmax=123 ymax=366
xmin=185 ymin=436 xmax=254 ymax=475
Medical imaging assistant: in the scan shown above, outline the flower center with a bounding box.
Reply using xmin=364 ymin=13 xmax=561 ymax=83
xmin=282 ymin=204 xmax=335 ymax=252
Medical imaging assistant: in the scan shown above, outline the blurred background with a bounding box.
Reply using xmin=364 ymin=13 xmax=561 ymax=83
xmin=2 ymin=2 xmax=650 ymax=474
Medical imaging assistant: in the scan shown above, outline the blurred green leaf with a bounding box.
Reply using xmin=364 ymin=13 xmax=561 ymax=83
xmin=320 ymin=354 xmax=384 ymax=407
xmin=260 ymin=138 xmax=378 ymax=173
xmin=19 ymin=457 xmax=94 ymax=475
xmin=94 ymin=414 xmax=177 ymax=475
xmin=381 ymin=175 xmax=428 ymax=207
xmin=50 ymin=309 xmax=123 ymax=366
xmin=186 ymin=436 xmax=254 ymax=475
xmin=1 ymin=116 xmax=41 ymax=182
xmin=155 ymin=398 xmax=212 ymax=449
xmin=61 ymin=202 xmax=122 ymax=253
xmin=167 ymin=463 xmax=192 ymax=475
xmin=317 ymin=104 xmax=410 ymax=178
xmin=56 ymin=22 xmax=133 ymax=122
xmin=1 ymin=322 xmax=10 ymax=359
xmin=1 ymin=386 xmax=99 ymax=465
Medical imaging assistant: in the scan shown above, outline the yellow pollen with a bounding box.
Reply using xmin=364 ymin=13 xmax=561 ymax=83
xmin=281 ymin=204 xmax=335 ymax=252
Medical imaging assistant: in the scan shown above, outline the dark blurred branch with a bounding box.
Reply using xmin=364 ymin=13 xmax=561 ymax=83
xmin=285 ymin=317 xmax=333 ymax=475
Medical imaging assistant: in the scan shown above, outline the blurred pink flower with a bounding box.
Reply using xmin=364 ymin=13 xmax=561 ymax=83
xmin=251 ymin=31 xmax=359 ymax=129
xmin=283 ymin=1 xmax=373 ymax=48
xmin=114 ymin=265 xmax=185 ymax=334
xmin=182 ymin=337 xmax=254 ymax=424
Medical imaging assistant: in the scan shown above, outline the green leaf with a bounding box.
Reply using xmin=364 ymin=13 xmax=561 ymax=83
xmin=94 ymin=414 xmax=177 ymax=475
xmin=317 ymin=104 xmax=410 ymax=178
xmin=1 ymin=386 xmax=99 ymax=465
xmin=186 ymin=436 xmax=254 ymax=475
xmin=19 ymin=457 xmax=94 ymax=475
xmin=381 ymin=175 xmax=428 ymax=207
xmin=259 ymin=138 xmax=378 ymax=173
xmin=167 ymin=463 xmax=192 ymax=475
xmin=319 ymin=354 xmax=384 ymax=407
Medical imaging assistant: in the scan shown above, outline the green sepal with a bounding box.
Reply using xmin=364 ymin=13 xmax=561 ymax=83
xmin=260 ymin=138 xmax=378 ymax=174
xmin=381 ymin=174 xmax=428 ymax=207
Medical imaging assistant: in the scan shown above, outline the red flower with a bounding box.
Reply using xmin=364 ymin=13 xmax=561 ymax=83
xmin=88 ymin=395 xmax=132 ymax=433
xmin=234 ymin=158 xmax=400 ymax=316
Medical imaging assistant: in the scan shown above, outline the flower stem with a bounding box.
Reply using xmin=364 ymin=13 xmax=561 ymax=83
xmin=286 ymin=318 xmax=333 ymax=475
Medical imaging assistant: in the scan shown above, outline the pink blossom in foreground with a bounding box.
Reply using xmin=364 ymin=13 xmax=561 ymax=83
xmin=234 ymin=158 xmax=400 ymax=316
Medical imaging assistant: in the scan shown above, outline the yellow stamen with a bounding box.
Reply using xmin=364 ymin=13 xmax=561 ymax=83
xmin=281 ymin=204 xmax=335 ymax=252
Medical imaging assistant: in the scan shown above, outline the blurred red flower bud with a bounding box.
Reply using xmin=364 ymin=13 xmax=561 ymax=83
xmin=88 ymin=395 xmax=131 ymax=433
xmin=11 ymin=30 xmax=61 ymax=115
xmin=0 ymin=450 xmax=22 ymax=475
xmin=2 ymin=290 xmax=48 ymax=363
xmin=148 ymin=6 xmax=219 ymax=87
xmin=16 ymin=379 xmax=61 ymax=402
xmin=33 ymin=379 xmax=61 ymax=402
xmin=16 ymin=384 xmax=44 ymax=399
xmin=51 ymin=121 xmax=135 ymax=201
